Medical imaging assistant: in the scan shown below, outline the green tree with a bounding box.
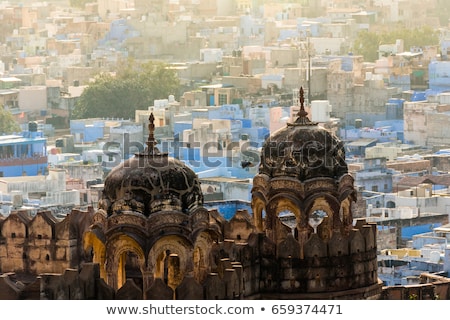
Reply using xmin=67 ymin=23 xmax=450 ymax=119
xmin=0 ymin=106 xmax=21 ymax=134
xmin=382 ymin=26 xmax=439 ymax=50
xmin=117 ymin=59 xmax=180 ymax=104
xmin=69 ymin=0 xmax=90 ymax=8
xmin=352 ymin=30 xmax=381 ymax=62
xmin=71 ymin=73 xmax=147 ymax=119
xmin=353 ymin=26 xmax=439 ymax=62
xmin=72 ymin=60 xmax=180 ymax=119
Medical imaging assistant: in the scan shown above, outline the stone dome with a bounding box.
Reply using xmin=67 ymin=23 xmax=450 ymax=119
xmin=258 ymin=88 xmax=348 ymax=181
xmin=99 ymin=114 xmax=203 ymax=217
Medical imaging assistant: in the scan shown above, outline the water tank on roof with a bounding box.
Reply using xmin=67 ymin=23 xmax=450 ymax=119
xmin=411 ymin=91 xmax=426 ymax=101
xmin=11 ymin=191 xmax=23 ymax=209
xmin=28 ymin=121 xmax=38 ymax=132
xmin=355 ymin=119 xmax=363 ymax=128
xmin=439 ymin=93 xmax=450 ymax=105
xmin=430 ymin=251 xmax=441 ymax=263
xmin=55 ymin=138 xmax=65 ymax=148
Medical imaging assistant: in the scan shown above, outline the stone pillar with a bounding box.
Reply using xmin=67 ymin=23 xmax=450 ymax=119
xmin=297 ymin=228 xmax=309 ymax=259
xmin=106 ymin=272 xmax=117 ymax=290
xmin=231 ymin=262 xmax=243 ymax=298
xmin=142 ymin=271 xmax=154 ymax=299
xmin=184 ymin=248 xmax=195 ymax=277
xmin=105 ymin=255 xmax=119 ymax=290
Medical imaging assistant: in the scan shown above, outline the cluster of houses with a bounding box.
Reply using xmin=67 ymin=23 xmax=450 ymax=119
xmin=1 ymin=0 xmax=450 ymax=288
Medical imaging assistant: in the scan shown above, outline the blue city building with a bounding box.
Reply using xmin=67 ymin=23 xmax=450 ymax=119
xmin=98 ymin=19 xmax=140 ymax=50
xmin=0 ymin=122 xmax=47 ymax=177
xmin=385 ymin=98 xmax=405 ymax=120
xmin=441 ymin=39 xmax=450 ymax=60
xmin=70 ymin=119 xmax=105 ymax=143
xmin=429 ymin=60 xmax=450 ymax=92
xmin=207 ymin=104 xmax=244 ymax=119
xmin=174 ymin=103 xmax=265 ymax=180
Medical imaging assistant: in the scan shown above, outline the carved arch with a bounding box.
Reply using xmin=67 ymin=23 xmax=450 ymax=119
xmin=83 ymin=230 xmax=107 ymax=281
xmin=251 ymin=193 xmax=266 ymax=233
xmin=266 ymin=194 xmax=302 ymax=244
xmin=148 ymin=235 xmax=193 ymax=290
xmin=105 ymin=234 xmax=146 ymax=289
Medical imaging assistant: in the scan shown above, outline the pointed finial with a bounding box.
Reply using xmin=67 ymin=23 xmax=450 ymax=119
xmin=146 ymin=113 xmax=159 ymax=155
xmin=297 ymin=87 xmax=308 ymax=118
xmin=288 ymin=86 xmax=317 ymax=126
xmin=136 ymin=112 xmax=168 ymax=158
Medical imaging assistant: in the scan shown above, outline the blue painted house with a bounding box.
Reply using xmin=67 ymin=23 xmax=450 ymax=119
xmin=0 ymin=122 xmax=47 ymax=177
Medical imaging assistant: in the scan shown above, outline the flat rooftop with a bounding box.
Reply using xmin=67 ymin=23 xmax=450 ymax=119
xmin=199 ymin=176 xmax=251 ymax=183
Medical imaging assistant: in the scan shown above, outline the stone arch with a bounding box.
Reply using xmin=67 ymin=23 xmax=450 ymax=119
xmin=266 ymin=194 xmax=302 ymax=244
xmin=148 ymin=235 xmax=193 ymax=290
xmin=306 ymin=196 xmax=333 ymax=241
xmin=193 ymin=231 xmax=213 ymax=284
xmin=251 ymin=194 xmax=266 ymax=233
xmin=83 ymin=230 xmax=107 ymax=281
xmin=105 ymin=234 xmax=146 ymax=290
xmin=340 ymin=197 xmax=353 ymax=235
xmin=304 ymin=194 xmax=341 ymax=240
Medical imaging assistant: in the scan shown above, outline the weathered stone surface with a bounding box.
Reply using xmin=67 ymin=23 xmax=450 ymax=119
xmin=203 ymin=273 xmax=225 ymax=300
xmin=0 ymin=274 xmax=22 ymax=300
xmin=116 ymin=279 xmax=142 ymax=300
xmin=175 ymin=276 xmax=203 ymax=300
xmin=145 ymin=278 xmax=173 ymax=300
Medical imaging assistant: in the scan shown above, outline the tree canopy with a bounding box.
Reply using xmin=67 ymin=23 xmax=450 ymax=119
xmin=69 ymin=0 xmax=90 ymax=9
xmin=0 ymin=106 xmax=21 ymax=134
xmin=352 ymin=26 xmax=439 ymax=62
xmin=71 ymin=60 xmax=180 ymax=120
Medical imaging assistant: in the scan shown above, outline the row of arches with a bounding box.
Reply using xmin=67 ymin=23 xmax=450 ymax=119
xmin=83 ymin=230 xmax=215 ymax=294
xmin=251 ymin=176 xmax=356 ymax=258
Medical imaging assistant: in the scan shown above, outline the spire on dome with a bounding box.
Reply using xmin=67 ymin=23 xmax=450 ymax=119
xmin=146 ymin=113 xmax=161 ymax=155
xmin=288 ymin=87 xmax=317 ymax=126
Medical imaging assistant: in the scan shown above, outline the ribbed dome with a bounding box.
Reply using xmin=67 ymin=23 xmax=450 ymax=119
xmin=99 ymin=114 xmax=203 ymax=217
xmin=258 ymin=88 xmax=348 ymax=181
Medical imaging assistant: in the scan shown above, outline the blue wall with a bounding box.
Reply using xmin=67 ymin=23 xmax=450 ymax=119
xmin=429 ymin=61 xmax=450 ymax=92
xmin=204 ymin=200 xmax=252 ymax=220
xmin=174 ymin=122 xmax=192 ymax=136
xmin=401 ymin=223 xmax=442 ymax=240
xmin=0 ymin=163 xmax=47 ymax=177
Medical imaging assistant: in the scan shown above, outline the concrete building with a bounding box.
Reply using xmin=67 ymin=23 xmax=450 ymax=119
xmin=378 ymin=224 xmax=450 ymax=295
xmin=350 ymin=157 xmax=394 ymax=193
xmin=365 ymin=142 xmax=423 ymax=161
xmin=403 ymin=92 xmax=450 ymax=147
xmin=0 ymin=168 xmax=80 ymax=215
xmin=199 ymin=176 xmax=253 ymax=202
